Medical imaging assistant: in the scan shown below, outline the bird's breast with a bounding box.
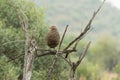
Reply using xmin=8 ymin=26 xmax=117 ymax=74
xmin=46 ymin=30 xmax=60 ymax=48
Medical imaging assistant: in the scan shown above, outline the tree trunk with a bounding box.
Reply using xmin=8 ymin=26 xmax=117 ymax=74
xmin=22 ymin=38 xmax=36 ymax=80
xmin=22 ymin=17 xmax=36 ymax=80
xmin=69 ymin=68 xmax=75 ymax=80
xmin=22 ymin=49 xmax=35 ymax=80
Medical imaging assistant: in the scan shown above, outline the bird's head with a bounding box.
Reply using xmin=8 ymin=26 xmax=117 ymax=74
xmin=50 ymin=26 xmax=57 ymax=30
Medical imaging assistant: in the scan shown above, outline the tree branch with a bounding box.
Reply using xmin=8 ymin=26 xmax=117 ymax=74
xmin=36 ymin=49 xmax=76 ymax=57
xmin=2 ymin=40 xmax=24 ymax=46
xmin=7 ymin=54 xmax=24 ymax=63
xmin=64 ymin=0 xmax=105 ymax=58
xmin=59 ymin=25 xmax=69 ymax=49
xmin=76 ymin=41 xmax=91 ymax=67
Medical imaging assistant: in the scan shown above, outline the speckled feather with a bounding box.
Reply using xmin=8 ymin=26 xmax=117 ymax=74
xmin=46 ymin=26 xmax=60 ymax=48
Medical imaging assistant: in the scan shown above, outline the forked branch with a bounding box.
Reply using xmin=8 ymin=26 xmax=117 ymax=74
xmin=64 ymin=0 xmax=106 ymax=58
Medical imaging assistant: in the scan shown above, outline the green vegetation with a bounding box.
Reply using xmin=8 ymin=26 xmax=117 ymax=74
xmin=0 ymin=0 xmax=120 ymax=80
xmin=0 ymin=0 xmax=67 ymax=80
xmin=68 ymin=33 xmax=120 ymax=80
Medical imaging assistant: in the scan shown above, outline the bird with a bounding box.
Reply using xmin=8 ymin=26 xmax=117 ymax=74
xmin=45 ymin=26 xmax=60 ymax=49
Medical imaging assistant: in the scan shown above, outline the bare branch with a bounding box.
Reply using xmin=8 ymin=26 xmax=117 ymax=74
xmin=59 ymin=25 xmax=69 ymax=49
xmin=76 ymin=41 xmax=91 ymax=67
xmin=65 ymin=39 xmax=79 ymax=58
xmin=73 ymin=40 xmax=79 ymax=50
xmin=2 ymin=40 xmax=24 ymax=46
xmin=60 ymin=55 xmax=72 ymax=66
xmin=67 ymin=1 xmax=106 ymax=79
xmin=5 ymin=49 xmax=76 ymax=63
xmin=7 ymin=54 xmax=24 ymax=63
xmin=64 ymin=0 xmax=105 ymax=58
xmin=36 ymin=49 xmax=76 ymax=57
xmin=68 ymin=42 xmax=91 ymax=80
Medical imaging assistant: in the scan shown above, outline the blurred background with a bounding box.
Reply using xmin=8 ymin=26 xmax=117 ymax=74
xmin=0 ymin=0 xmax=120 ymax=80
xmin=31 ymin=0 xmax=120 ymax=39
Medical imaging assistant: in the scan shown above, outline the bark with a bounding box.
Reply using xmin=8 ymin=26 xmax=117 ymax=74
xmin=69 ymin=63 xmax=76 ymax=80
xmin=22 ymin=49 xmax=35 ymax=80
xmin=22 ymin=15 xmax=36 ymax=80
xmin=22 ymin=39 xmax=36 ymax=80
xmin=69 ymin=68 xmax=75 ymax=80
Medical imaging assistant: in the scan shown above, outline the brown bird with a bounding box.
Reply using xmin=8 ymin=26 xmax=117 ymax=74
xmin=45 ymin=26 xmax=60 ymax=48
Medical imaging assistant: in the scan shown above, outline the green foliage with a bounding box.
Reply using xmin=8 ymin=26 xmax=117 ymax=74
xmin=0 ymin=56 xmax=20 ymax=80
xmin=0 ymin=0 xmax=68 ymax=79
xmin=32 ymin=70 xmax=46 ymax=80
xmin=0 ymin=0 xmax=49 ymax=79
xmin=0 ymin=0 xmax=47 ymax=57
xmin=0 ymin=0 xmax=19 ymax=28
xmin=89 ymin=34 xmax=120 ymax=71
xmin=32 ymin=56 xmax=68 ymax=80
xmin=74 ymin=33 xmax=120 ymax=79
xmin=113 ymin=64 xmax=120 ymax=75
xmin=76 ymin=61 xmax=101 ymax=80
xmin=0 ymin=25 xmax=24 ymax=59
xmin=0 ymin=0 xmax=46 ymax=29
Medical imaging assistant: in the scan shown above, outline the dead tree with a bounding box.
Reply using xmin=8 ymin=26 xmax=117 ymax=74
xmin=61 ymin=42 xmax=91 ymax=80
xmin=9 ymin=1 xmax=37 ymax=80
xmin=17 ymin=12 xmax=37 ymax=80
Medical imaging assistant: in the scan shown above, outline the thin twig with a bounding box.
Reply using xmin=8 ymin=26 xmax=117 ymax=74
xmin=60 ymin=55 xmax=72 ymax=66
xmin=2 ymin=40 xmax=24 ymax=46
xmin=76 ymin=41 xmax=91 ymax=67
xmin=65 ymin=38 xmax=79 ymax=58
xmin=37 ymin=49 xmax=76 ymax=57
xmin=59 ymin=25 xmax=69 ymax=49
xmin=73 ymin=40 xmax=79 ymax=50
xmin=7 ymin=54 xmax=24 ymax=63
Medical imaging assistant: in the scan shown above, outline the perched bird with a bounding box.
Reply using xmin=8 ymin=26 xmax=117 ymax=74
xmin=45 ymin=26 xmax=60 ymax=49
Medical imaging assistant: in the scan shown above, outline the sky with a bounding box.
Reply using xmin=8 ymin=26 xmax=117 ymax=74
xmin=105 ymin=0 xmax=120 ymax=9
